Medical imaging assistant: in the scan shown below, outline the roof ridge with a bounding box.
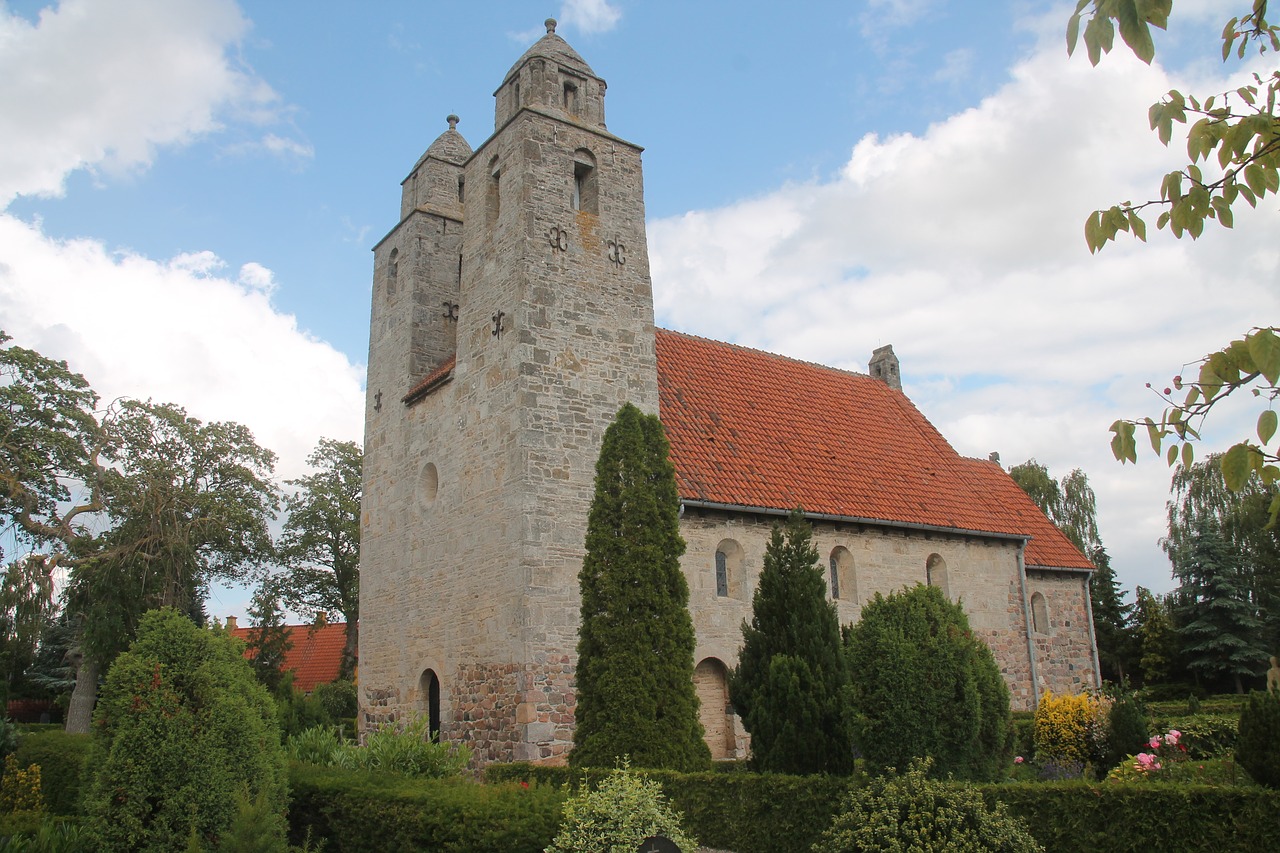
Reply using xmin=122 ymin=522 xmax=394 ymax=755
xmin=655 ymin=327 xmax=873 ymax=383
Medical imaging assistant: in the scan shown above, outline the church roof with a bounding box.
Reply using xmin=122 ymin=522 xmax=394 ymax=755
xmin=654 ymin=329 xmax=1092 ymax=570
xmin=503 ymin=18 xmax=597 ymax=85
xmin=230 ymin=621 xmax=349 ymax=693
xmin=411 ymin=116 xmax=472 ymax=174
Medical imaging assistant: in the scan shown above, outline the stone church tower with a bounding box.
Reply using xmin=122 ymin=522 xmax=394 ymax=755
xmin=360 ymin=19 xmax=658 ymax=764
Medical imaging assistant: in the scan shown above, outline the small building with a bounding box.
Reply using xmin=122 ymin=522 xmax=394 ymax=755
xmin=228 ymin=616 xmax=350 ymax=693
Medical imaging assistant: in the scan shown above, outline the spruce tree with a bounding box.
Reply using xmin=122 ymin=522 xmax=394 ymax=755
xmin=729 ymin=510 xmax=852 ymax=774
xmin=571 ymin=403 xmax=710 ymax=772
xmin=1177 ymin=520 xmax=1268 ymax=693
xmin=1088 ymin=546 xmax=1136 ymax=683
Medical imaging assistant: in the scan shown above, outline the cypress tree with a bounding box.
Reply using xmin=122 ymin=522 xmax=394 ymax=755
xmin=571 ymin=403 xmax=710 ymax=771
xmin=843 ymin=584 xmax=1011 ymax=781
xmin=729 ymin=510 xmax=852 ymax=774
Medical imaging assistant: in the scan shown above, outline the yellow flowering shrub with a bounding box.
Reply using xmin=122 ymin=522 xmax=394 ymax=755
xmin=0 ymin=754 xmax=45 ymax=814
xmin=1034 ymin=690 xmax=1110 ymax=766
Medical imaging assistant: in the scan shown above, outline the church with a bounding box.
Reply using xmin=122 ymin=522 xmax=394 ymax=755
xmin=358 ymin=19 xmax=1098 ymax=766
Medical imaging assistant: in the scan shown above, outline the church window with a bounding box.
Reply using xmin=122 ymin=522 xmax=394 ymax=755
xmin=1031 ymin=592 xmax=1049 ymax=634
xmin=572 ymin=149 xmax=597 ymax=214
xmin=457 ymin=175 xmax=465 ymax=204
xmin=387 ymin=248 xmax=399 ymax=294
xmin=714 ymin=538 xmax=744 ymax=599
xmin=829 ymin=546 xmax=854 ymax=602
xmin=926 ymin=553 xmax=950 ymax=600
xmin=487 ymin=158 xmax=501 ymax=225
xmin=419 ymin=462 xmax=439 ymax=506
xmin=563 ymin=80 xmax=579 ymax=114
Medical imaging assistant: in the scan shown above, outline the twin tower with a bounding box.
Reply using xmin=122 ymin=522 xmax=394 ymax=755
xmin=360 ymin=21 xmax=657 ymax=763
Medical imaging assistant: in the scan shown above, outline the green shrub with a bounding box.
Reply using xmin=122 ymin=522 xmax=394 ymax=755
xmin=215 ymin=786 xmax=290 ymax=853
xmin=0 ymin=754 xmax=44 ymax=814
xmin=310 ymin=679 xmax=357 ymax=721
xmin=814 ymin=758 xmax=1042 ymax=853
xmin=1103 ymin=693 xmax=1149 ymax=773
xmin=1154 ymin=714 xmax=1238 ymax=759
xmin=1236 ymin=689 xmax=1280 ymax=787
xmin=287 ymin=716 xmax=468 ymax=778
xmin=287 ymin=763 xmax=562 ymax=853
xmin=0 ymin=718 xmax=18 ymax=762
xmin=546 ymin=763 xmax=697 ymax=853
xmin=0 ymin=816 xmax=91 ymax=851
xmin=82 ymin=609 xmax=288 ymax=852
xmin=12 ymin=731 xmax=89 ymax=816
xmin=843 ymin=585 xmax=1012 ymax=781
xmin=1010 ymin=712 xmax=1035 ymax=761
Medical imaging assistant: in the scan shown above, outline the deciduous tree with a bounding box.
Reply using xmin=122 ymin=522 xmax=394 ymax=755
xmin=1064 ymin=5 xmax=1280 ymax=519
xmin=571 ymin=403 xmax=709 ymax=772
xmin=272 ymin=437 xmax=361 ymax=678
xmin=729 ymin=510 xmax=851 ymax=774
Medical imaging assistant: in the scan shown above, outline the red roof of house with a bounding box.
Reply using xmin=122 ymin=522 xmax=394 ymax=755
xmin=654 ymin=329 xmax=1092 ymax=571
xmin=230 ymin=621 xmax=350 ymax=693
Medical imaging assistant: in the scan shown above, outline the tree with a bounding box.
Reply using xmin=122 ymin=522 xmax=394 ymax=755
xmin=1065 ymin=5 xmax=1280 ymax=520
xmin=0 ymin=555 xmax=56 ymax=702
xmin=571 ymin=403 xmax=710 ymax=772
xmin=61 ymin=400 xmax=279 ymax=733
xmin=1175 ymin=519 xmax=1268 ymax=692
xmin=272 ymin=437 xmax=361 ymax=678
xmin=843 ymin=584 xmax=1012 ymax=782
xmin=1133 ymin=586 xmax=1181 ymax=686
xmin=1089 ymin=546 xmax=1138 ymax=683
xmin=1008 ymin=460 xmax=1101 ymax=554
xmin=82 ymin=608 xmax=287 ymax=852
xmin=729 ymin=510 xmax=852 ymax=774
xmin=244 ymin=582 xmax=293 ymax=697
xmin=1165 ymin=455 xmax=1280 ymax=653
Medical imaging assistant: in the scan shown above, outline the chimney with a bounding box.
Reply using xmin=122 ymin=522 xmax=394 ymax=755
xmin=869 ymin=345 xmax=901 ymax=391
xmin=226 ymin=615 xmax=238 ymax=631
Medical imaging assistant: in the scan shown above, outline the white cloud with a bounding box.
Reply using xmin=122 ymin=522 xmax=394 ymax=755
xmin=0 ymin=0 xmax=278 ymax=206
xmin=0 ymin=215 xmax=364 ymax=482
xmin=648 ymin=28 xmax=1280 ymax=596
xmin=558 ymin=0 xmax=622 ymax=34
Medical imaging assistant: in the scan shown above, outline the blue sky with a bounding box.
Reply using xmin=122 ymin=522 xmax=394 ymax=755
xmin=2 ymin=0 xmax=1277 ymax=620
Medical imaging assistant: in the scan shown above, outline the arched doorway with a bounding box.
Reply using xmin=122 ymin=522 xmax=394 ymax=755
xmin=694 ymin=658 xmax=736 ymax=760
xmin=419 ymin=669 xmax=441 ymax=742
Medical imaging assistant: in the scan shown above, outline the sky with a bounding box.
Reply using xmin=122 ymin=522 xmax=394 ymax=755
xmin=2 ymin=0 xmax=1277 ymax=622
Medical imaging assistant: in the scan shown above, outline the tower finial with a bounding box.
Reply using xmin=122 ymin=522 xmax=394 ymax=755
xmin=446 ymin=114 xmax=459 ymax=130
xmin=545 ymin=18 xmax=557 ymax=34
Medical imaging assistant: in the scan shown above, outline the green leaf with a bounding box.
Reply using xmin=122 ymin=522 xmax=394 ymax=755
xmin=1116 ymin=0 xmax=1156 ymax=63
xmin=1128 ymin=210 xmax=1147 ymax=241
xmin=1145 ymin=417 xmax=1163 ymax=453
xmin=1221 ymin=443 xmax=1254 ymax=490
xmin=1167 ymin=443 xmax=1179 ymax=466
xmin=1181 ymin=441 xmax=1194 ymax=469
xmin=1110 ymin=420 xmax=1137 ymax=464
xmin=1067 ymin=13 xmax=1083 ymax=55
xmin=1248 ymin=327 xmax=1280 ymax=385
xmin=1258 ymin=410 xmax=1278 ymax=445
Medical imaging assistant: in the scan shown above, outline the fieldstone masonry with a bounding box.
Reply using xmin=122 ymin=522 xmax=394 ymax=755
xmin=359 ymin=19 xmax=1099 ymax=767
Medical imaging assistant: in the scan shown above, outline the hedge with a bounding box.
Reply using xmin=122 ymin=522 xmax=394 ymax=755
xmin=13 ymin=730 xmax=91 ymax=816
xmin=286 ymin=762 xmax=563 ymax=853
xmin=982 ymin=782 xmax=1280 ymax=852
xmin=485 ymin=764 xmax=1280 ymax=853
xmin=486 ymin=763 xmax=855 ymax=853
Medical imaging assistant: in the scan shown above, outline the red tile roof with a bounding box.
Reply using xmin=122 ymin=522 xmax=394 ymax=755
xmin=655 ymin=329 xmax=1092 ymax=571
xmin=230 ymin=621 xmax=350 ymax=693
xmin=404 ymin=354 xmax=456 ymax=404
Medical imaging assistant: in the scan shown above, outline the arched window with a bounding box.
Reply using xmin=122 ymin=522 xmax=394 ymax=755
xmin=419 ymin=669 xmax=441 ymax=742
xmin=387 ymin=247 xmax=399 ymax=294
xmin=571 ymin=148 xmax=597 ymax=214
xmin=829 ymin=546 xmax=855 ymax=601
xmin=1031 ymin=592 xmax=1049 ymax=635
xmin=926 ymin=553 xmax=950 ymax=600
xmin=487 ymin=157 xmax=501 ymax=226
xmin=714 ymin=539 xmax=744 ymax=599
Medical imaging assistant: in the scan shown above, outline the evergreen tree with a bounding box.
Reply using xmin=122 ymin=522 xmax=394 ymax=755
xmin=1088 ymin=546 xmax=1136 ymax=683
xmin=244 ymin=582 xmax=293 ymax=697
xmin=571 ymin=404 xmax=710 ymax=772
xmin=1176 ymin=520 xmax=1268 ymax=693
xmin=843 ymin=584 xmax=1011 ymax=782
xmin=729 ymin=510 xmax=852 ymax=774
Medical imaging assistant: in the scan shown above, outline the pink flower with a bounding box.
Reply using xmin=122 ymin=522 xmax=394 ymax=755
xmin=1164 ymin=730 xmax=1181 ymax=746
xmin=1014 ymin=756 xmax=1024 ymax=764
xmin=1149 ymin=736 xmax=1162 ymax=750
